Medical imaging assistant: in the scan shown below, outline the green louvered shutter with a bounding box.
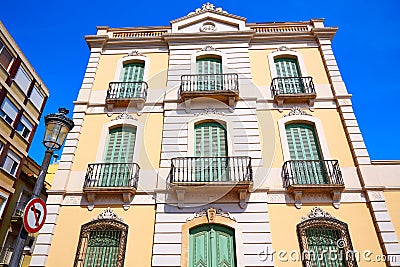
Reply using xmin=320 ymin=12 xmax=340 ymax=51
xmin=189 ymin=225 xmax=236 ymax=267
xmin=196 ymin=58 xmax=222 ymax=91
xmin=101 ymin=127 xmax=136 ymax=186
xmin=305 ymin=227 xmax=346 ymax=267
xmin=285 ymin=124 xmax=326 ymax=184
xmin=83 ymin=230 xmax=121 ymax=267
xmin=194 ymin=122 xmax=228 ymax=182
xmin=120 ymin=62 xmax=145 ymax=98
xmin=274 ymin=58 xmax=303 ymax=94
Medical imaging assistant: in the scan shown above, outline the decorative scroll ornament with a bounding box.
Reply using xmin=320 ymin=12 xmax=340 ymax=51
xmin=201 ymin=45 xmax=217 ymax=51
xmin=195 ymin=106 xmax=225 ymax=116
xmin=301 ymin=207 xmax=334 ymax=221
xmin=127 ymin=50 xmax=144 ymax=57
xmin=186 ymin=207 xmax=236 ymax=222
xmin=96 ymin=207 xmax=124 ymax=222
xmin=283 ymin=106 xmax=311 ymax=117
xmin=192 ymin=3 xmax=227 ymax=14
xmin=200 ymin=22 xmax=216 ymax=32
xmin=112 ymin=112 xmax=137 ymax=121
xmin=277 ymin=46 xmax=292 ymax=52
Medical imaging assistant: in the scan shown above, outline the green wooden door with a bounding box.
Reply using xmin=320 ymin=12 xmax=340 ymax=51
xmin=101 ymin=127 xmax=136 ymax=187
xmin=285 ymin=124 xmax=327 ymax=184
xmin=194 ymin=122 xmax=228 ymax=182
xmin=274 ymin=58 xmax=303 ymax=94
xmin=83 ymin=230 xmax=121 ymax=267
xmin=196 ymin=58 xmax=222 ymax=91
xmin=189 ymin=224 xmax=236 ymax=267
xmin=120 ymin=62 xmax=145 ymax=98
xmin=305 ymin=227 xmax=346 ymax=267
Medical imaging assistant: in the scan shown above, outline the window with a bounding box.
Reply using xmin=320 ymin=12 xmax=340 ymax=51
xmin=189 ymin=224 xmax=236 ymax=267
xmin=29 ymin=86 xmax=44 ymax=109
xmin=0 ymin=192 xmax=8 ymax=218
xmin=119 ymin=62 xmax=145 ymax=98
xmin=74 ymin=210 xmax=128 ymax=267
xmin=285 ymin=123 xmax=326 ymax=184
xmin=194 ymin=122 xmax=228 ymax=181
xmin=274 ymin=57 xmax=304 ymax=94
xmin=297 ymin=207 xmax=357 ymax=267
xmin=16 ymin=115 xmax=34 ymax=139
xmin=0 ymin=39 xmax=14 ymax=71
xmin=1 ymin=150 xmax=21 ymax=176
xmin=0 ymin=97 xmax=19 ymax=125
xmin=14 ymin=67 xmax=32 ymax=94
xmin=196 ymin=57 xmax=223 ymax=91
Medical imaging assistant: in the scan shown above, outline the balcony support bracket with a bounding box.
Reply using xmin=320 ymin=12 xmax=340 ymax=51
xmin=308 ymin=99 xmax=315 ymax=111
xmin=294 ymin=191 xmax=303 ymax=209
xmin=277 ymin=99 xmax=284 ymax=112
xmin=184 ymin=99 xmax=191 ymax=113
xmin=86 ymin=193 xmax=96 ymax=211
xmin=228 ymin=97 xmax=235 ymax=112
xmin=332 ymin=190 xmax=342 ymax=209
xmin=176 ymin=189 xmax=186 ymax=209
xmin=107 ymin=103 xmax=114 ymax=111
xmin=122 ymin=192 xmax=132 ymax=210
xmin=238 ymin=189 xmax=247 ymax=209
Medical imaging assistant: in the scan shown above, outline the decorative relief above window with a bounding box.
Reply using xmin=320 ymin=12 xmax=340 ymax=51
xmin=200 ymin=22 xmax=217 ymax=32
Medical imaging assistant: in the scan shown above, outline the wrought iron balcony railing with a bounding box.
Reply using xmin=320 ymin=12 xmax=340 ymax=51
xmin=84 ymin=163 xmax=140 ymax=189
xmin=170 ymin=156 xmax=253 ymax=184
xmin=271 ymin=76 xmax=315 ymax=96
xmin=0 ymin=247 xmax=13 ymax=265
xmin=283 ymin=160 xmax=343 ymax=188
xmin=180 ymin=73 xmax=239 ymax=94
xmin=107 ymin=82 xmax=148 ymax=101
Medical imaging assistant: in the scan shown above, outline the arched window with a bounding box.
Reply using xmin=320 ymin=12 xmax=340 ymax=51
xmin=189 ymin=224 xmax=236 ymax=267
xmin=196 ymin=56 xmax=223 ymax=91
xmin=119 ymin=62 xmax=145 ymax=98
xmin=74 ymin=209 xmax=128 ymax=267
xmin=297 ymin=207 xmax=357 ymax=267
xmin=194 ymin=121 xmax=228 ymax=182
xmin=285 ymin=123 xmax=326 ymax=184
xmin=274 ymin=57 xmax=304 ymax=94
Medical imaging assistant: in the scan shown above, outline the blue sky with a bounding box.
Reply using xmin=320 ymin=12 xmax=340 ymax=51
xmin=2 ymin=0 xmax=399 ymax=163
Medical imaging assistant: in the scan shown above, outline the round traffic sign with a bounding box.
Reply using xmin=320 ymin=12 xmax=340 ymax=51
xmin=23 ymin=198 xmax=47 ymax=233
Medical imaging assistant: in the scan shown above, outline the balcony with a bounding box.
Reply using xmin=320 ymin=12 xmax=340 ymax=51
xmin=169 ymin=156 xmax=253 ymax=208
xmin=83 ymin=163 xmax=140 ymax=210
xmin=282 ymin=160 xmax=344 ymax=208
xmin=0 ymin=247 xmax=12 ymax=266
xmin=10 ymin=202 xmax=26 ymax=223
xmin=180 ymin=74 xmax=239 ymax=111
xmin=106 ymin=82 xmax=148 ymax=110
xmin=270 ymin=77 xmax=316 ymax=109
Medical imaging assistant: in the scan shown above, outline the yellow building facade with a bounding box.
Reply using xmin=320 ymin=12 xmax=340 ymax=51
xmin=0 ymin=21 xmax=50 ymax=265
xmin=32 ymin=4 xmax=400 ymax=267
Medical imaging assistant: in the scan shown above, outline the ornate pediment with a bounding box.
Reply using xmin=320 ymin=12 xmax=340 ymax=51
xmin=112 ymin=112 xmax=137 ymax=121
xmin=283 ymin=106 xmax=311 ymax=117
xmin=301 ymin=207 xmax=334 ymax=221
xmin=95 ymin=207 xmax=124 ymax=222
xmin=170 ymin=3 xmax=248 ymax=33
xmin=186 ymin=207 xmax=236 ymax=222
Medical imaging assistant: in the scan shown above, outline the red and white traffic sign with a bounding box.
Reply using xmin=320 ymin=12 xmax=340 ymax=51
xmin=23 ymin=198 xmax=47 ymax=233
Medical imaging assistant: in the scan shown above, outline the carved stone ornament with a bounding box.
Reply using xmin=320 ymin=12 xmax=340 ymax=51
xmin=192 ymin=3 xmax=228 ymax=14
xmin=127 ymin=50 xmax=144 ymax=57
xmin=201 ymin=45 xmax=217 ymax=51
xmin=186 ymin=207 xmax=236 ymax=222
xmin=112 ymin=112 xmax=137 ymax=121
xmin=283 ymin=106 xmax=311 ymax=117
xmin=200 ymin=22 xmax=216 ymax=32
xmin=195 ymin=106 xmax=225 ymax=116
xmin=301 ymin=207 xmax=334 ymax=221
xmin=277 ymin=46 xmax=292 ymax=52
xmin=95 ymin=207 xmax=124 ymax=222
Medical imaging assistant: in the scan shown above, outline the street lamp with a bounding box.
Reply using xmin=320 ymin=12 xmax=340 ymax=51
xmin=9 ymin=108 xmax=74 ymax=267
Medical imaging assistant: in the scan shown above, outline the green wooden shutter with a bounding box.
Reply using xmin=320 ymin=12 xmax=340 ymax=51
xmin=101 ymin=127 xmax=136 ymax=186
xmin=120 ymin=63 xmax=145 ymax=98
xmin=196 ymin=58 xmax=222 ymax=91
xmin=189 ymin=225 xmax=236 ymax=267
xmin=285 ymin=124 xmax=326 ymax=184
xmin=305 ymin=227 xmax=346 ymax=267
xmin=194 ymin=122 xmax=228 ymax=182
xmin=274 ymin=58 xmax=303 ymax=94
xmin=84 ymin=230 xmax=121 ymax=267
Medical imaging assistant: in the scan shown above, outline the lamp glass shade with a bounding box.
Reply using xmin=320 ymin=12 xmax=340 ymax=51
xmin=43 ymin=120 xmax=70 ymax=150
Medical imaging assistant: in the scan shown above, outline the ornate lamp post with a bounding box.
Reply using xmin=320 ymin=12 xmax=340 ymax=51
xmin=9 ymin=108 xmax=74 ymax=267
